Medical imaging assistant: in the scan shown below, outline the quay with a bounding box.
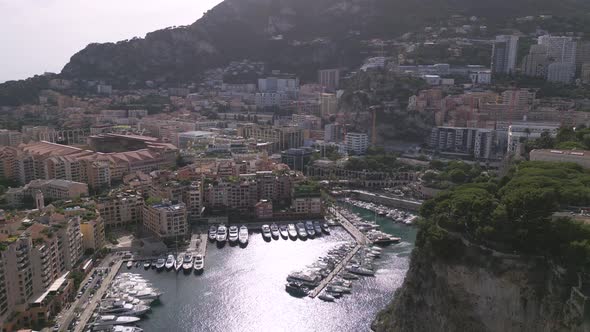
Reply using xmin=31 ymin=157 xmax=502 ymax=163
xmin=308 ymin=207 xmax=369 ymax=298
xmin=74 ymin=259 xmax=123 ymax=332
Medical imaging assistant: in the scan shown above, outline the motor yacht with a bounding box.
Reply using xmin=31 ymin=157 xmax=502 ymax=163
xmin=270 ymin=223 xmax=280 ymax=239
xmin=182 ymin=253 xmax=193 ymax=271
xmin=126 ymin=261 xmax=133 ymax=269
xmin=174 ymin=253 xmax=183 ymax=271
xmin=279 ymin=225 xmax=289 ymax=239
xmin=296 ymin=222 xmax=307 ymax=239
xmin=287 ymin=224 xmax=297 ymax=239
xmin=261 ymin=224 xmax=272 ymax=240
xmin=313 ymin=221 xmax=322 ymax=235
xmin=208 ymin=225 xmax=217 ymax=241
xmin=305 ymin=221 xmax=316 ymax=237
xmin=112 ymin=326 xmax=144 ymax=332
xmin=216 ymin=224 xmax=227 ymax=243
xmin=238 ymin=226 xmax=249 ymax=245
xmin=155 ymin=258 xmax=165 ymax=270
xmin=164 ymin=255 xmax=175 ymax=270
xmin=92 ymin=315 xmax=141 ymax=327
xmin=228 ymin=226 xmax=239 ymax=244
xmin=193 ymin=254 xmax=204 ymax=273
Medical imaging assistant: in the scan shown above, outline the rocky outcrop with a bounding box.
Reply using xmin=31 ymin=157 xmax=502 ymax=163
xmin=373 ymin=229 xmax=590 ymax=332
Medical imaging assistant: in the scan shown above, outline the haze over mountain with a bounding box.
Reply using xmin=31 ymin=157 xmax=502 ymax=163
xmin=0 ymin=0 xmax=222 ymax=83
xmin=59 ymin=0 xmax=590 ymax=85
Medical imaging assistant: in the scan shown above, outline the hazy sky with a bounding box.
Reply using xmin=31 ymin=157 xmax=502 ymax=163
xmin=0 ymin=0 xmax=223 ymax=83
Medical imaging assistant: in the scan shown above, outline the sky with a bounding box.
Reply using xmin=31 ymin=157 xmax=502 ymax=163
xmin=0 ymin=0 xmax=223 ymax=83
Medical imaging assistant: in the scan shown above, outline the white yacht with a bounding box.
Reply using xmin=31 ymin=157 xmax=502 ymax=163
xmin=93 ymin=315 xmax=141 ymax=327
xmin=126 ymin=261 xmax=133 ymax=269
xmin=216 ymin=224 xmax=227 ymax=243
xmin=99 ymin=303 xmax=150 ymax=316
xmin=287 ymin=224 xmax=298 ymax=239
xmin=208 ymin=225 xmax=217 ymax=241
xmin=238 ymin=226 xmax=249 ymax=245
xmin=270 ymin=223 xmax=280 ymax=239
xmin=228 ymin=226 xmax=239 ymax=243
xmin=261 ymin=224 xmax=272 ymax=240
xmin=296 ymin=222 xmax=307 ymax=239
xmin=155 ymin=258 xmax=165 ymax=270
xmin=193 ymin=254 xmax=204 ymax=272
xmin=113 ymin=326 xmax=144 ymax=332
xmin=182 ymin=253 xmax=193 ymax=271
xmin=164 ymin=255 xmax=175 ymax=270
xmin=174 ymin=253 xmax=184 ymax=271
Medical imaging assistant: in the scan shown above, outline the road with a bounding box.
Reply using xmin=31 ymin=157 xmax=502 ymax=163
xmin=55 ymin=254 xmax=117 ymax=332
xmin=74 ymin=259 xmax=123 ymax=332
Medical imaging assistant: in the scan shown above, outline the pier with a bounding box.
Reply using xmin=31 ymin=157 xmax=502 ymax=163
xmin=308 ymin=244 xmax=361 ymax=298
xmin=308 ymin=207 xmax=369 ymax=298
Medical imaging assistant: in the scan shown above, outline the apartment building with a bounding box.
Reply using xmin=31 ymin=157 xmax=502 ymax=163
xmin=97 ymin=191 xmax=144 ymax=228
xmin=142 ymin=202 xmax=188 ymax=239
xmin=0 ymin=129 xmax=23 ymax=147
xmin=429 ymin=126 xmax=497 ymax=160
xmin=80 ymin=217 xmax=106 ymax=251
xmin=345 ymin=132 xmax=369 ymax=155
xmin=5 ymin=179 xmax=89 ymax=208
xmin=237 ymin=124 xmax=305 ymax=152
xmin=318 ymin=69 xmax=340 ymax=92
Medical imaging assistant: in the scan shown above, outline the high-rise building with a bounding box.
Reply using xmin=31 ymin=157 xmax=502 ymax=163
xmin=575 ymin=40 xmax=590 ymax=74
xmin=345 ymin=132 xmax=369 ymax=155
xmin=318 ymin=69 xmax=340 ymax=92
xmin=538 ymin=35 xmax=577 ymax=64
xmin=97 ymin=191 xmax=144 ymax=228
xmin=547 ymin=62 xmax=576 ymax=83
xmin=491 ymin=35 xmax=519 ymax=75
xmin=429 ymin=127 xmax=497 ymax=160
xmin=320 ymin=93 xmax=337 ymax=118
xmin=522 ymin=44 xmax=550 ymax=78
xmin=324 ymin=123 xmax=344 ymax=143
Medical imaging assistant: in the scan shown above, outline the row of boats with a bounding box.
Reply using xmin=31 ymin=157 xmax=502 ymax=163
xmin=262 ymin=221 xmax=330 ymax=241
xmin=285 ymin=243 xmax=384 ymax=301
xmin=126 ymin=252 xmax=204 ymax=273
xmin=90 ymin=273 xmax=162 ymax=331
xmin=209 ymin=224 xmax=249 ymax=245
xmin=332 ymin=207 xmax=402 ymax=245
xmin=208 ymin=221 xmax=331 ymax=243
xmin=343 ymin=198 xmax=418 ymax=225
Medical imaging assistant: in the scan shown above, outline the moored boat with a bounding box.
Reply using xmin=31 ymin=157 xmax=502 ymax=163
xmin=174 ymin=253 xmax=184 ymax=271
xmin=279 ymin=224 xmax=289 ymax=239
xmin=313 ymin=221 xmax=322 ymax=235
xmin=261 ymin=224 xmax=272 ymax=240
xmin=296 ymin=222 xmax=307 ymax=239
xmin=305 ymin=221 xmax=316 ymax=238
xmin=228 ymin=225 xmax=239 ymax=244
xmin=238 ymin=225 xmax=249 ymax=245
xmin=164 ymin=255 xmax=175 ymax=270
xmin=193 ymin=254 xmax=204 ymax=273
xmin=287 ymin=224 xmax=298 ymax=239
xmin=126 ymin=261 xmax=133 ymax=269
xmin=270 ymin=223 xmax=280 ymax=239
xmin=208 ymin=225 xmax=217 ymax=241
xmin=182 ymin=253 xmax=193 ymax=272
xmin=92 ymin=315 xmax=140 ymax=327
xmin=216 ymin=224 xmax=227 ymax=243
xmin=155 ymin=258 xmax=165 ymax=270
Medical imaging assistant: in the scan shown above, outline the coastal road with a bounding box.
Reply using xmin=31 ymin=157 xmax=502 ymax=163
xmin=74 ymin=259 xmax=123 ymax=332
xmin=57 ymin=255 xmax=115 ymax=332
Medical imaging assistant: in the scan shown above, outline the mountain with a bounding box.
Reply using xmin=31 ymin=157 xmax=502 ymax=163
xmin=60 ymin=0 xmax=590 ymax=85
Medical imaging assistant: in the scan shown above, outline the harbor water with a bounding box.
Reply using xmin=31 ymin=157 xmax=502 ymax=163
xmin=127 ymin=207 xmax=416 ymax=332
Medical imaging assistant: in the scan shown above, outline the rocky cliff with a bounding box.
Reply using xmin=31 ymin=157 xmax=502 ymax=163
xmin=59 ymin=0 xmax=590 ymax=84
xmin=372 ymin=229 xmax=590 ymax=332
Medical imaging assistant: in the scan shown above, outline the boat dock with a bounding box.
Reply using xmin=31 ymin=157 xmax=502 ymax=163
xmin=74 ymin=259 xmax=123 ymax=332
xmin=189 ymin=231 xmax=208 ymax=256
xmin=330 ymin=207 xmax=369 ymax=245
xmin=307 ymin=207 xmax=369 ymax=298
xmin=308 ymin=244 xmax=361 ymax=298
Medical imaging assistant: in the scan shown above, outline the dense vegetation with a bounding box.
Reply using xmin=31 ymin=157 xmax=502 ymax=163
xmin=419 ymin=161 xmax=590 ymax=271
xmin=526 ymin=126 xmax=590 ymax=151
xmin=344 ymin=147 xmax=414 ymax=173
xmin=421 ymin=160 xmax=489 ymax=189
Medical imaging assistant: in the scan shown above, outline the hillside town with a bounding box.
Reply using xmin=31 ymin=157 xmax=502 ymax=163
xmin=1 ymin=10 xmax=590 ymax=332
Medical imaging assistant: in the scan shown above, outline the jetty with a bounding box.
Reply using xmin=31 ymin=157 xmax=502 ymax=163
xmin=308 ymin=244 xmax=361 ymax=298
xmin=308 ymin=207 xmax=369 ymax=298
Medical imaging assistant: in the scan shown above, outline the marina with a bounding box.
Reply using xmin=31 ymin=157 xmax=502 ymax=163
xmin=77 ymin=205 xmax=415 ymax=331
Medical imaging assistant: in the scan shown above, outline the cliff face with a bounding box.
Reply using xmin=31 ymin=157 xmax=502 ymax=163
xmin=373 ymin=230 xmax=589 ymax=332
xmin=59 ymin=0 xmax=590 ymax=84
